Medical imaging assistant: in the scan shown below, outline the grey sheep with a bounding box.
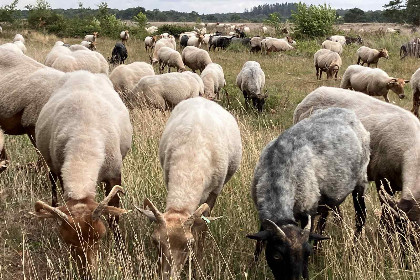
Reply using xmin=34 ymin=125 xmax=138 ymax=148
xmin=181 ymin=46 xmax=212 ymax=73
xmin=157 ymin=47 xmax=186 ymax=73
xmin=356 ymin=46 xmax=389 ymax=68
xmin=314 ymin=49 xmax=342 ymax=80
xmin=248 ymin=107 xmax=370 ymax=280
xmin=236 ymin=61 xmax=266 ymax=112
xmin=200 ymin=63 xmax=226 ymax=100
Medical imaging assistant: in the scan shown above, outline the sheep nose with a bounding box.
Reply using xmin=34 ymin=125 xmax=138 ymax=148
xmin=399 ymin=94 xmax=405 ymax=99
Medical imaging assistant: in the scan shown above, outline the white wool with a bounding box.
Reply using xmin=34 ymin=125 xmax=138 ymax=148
xmin=200 ymin=63 xmax=225 ymax=99
xmin=181 ymin=46 xmax=212 ymax=73
xmin=157 ymin=47 xmax=185 ymax=73
xmin=321 ymin=40 xmax=343 ymax=54
xmin=13 ymin=34 xmax=24 ymax=43
xmin=236 ymin=61 xmax=265 ymax=99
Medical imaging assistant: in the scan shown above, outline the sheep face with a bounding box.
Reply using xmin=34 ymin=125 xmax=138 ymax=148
xmin=248 ymin=219 xmax=328 ymax=280
xmin=326 ymin=62 xmax=340 ymax=79
xmin=138 ymin=199 xmax=209 ymax=280
xmin=32 ymin=186 xmax=127 ymax=275
xmin=387 ymin=78 xmax=409 ymax=99
xmin=379 ymin=49 xmax=389 ymax=59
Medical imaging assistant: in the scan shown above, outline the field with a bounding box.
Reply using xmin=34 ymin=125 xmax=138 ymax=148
xmin=0 ymin=26 xmax=420 ymax=279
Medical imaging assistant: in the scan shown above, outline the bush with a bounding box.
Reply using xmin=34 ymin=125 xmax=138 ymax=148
xmin=157 ymin=24 xmax=193 ymax=38
xmin=291 ymin=2 xmax=336 ymax=38
xmin=0 ymin=0 xmax=20 ymax=24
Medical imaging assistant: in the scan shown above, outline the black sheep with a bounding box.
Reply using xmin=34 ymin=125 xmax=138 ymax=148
xmin=109 ymin=42 xmax=128 ymax=65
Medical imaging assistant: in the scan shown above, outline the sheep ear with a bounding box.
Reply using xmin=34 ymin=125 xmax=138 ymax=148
xmin=247 ymin=230 xmax=271 ymax=241
xmin=404 ymin=80 xmax=410 ymax=83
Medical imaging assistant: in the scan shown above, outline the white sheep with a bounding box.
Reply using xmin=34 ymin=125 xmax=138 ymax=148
xmin=182 ymin=46 xmax=212 ymax=73
xmin=341 ymin=65 xmax=408 ymax=102
xmin=187 ymin=34 xmax=204 ymax=48
xmin=150 ymin=37 xmax=177 ymax=64
xmin=357 ymin=46 xmax=389 ymax=67
xmin=200 ymin=63 xmax=226 ymax=100
xmin=33 ymin=70 xmax=132 ymax=275
xmin=84 ymin=32 xmax=98 ymax=42
xmin=145 ymin=26 xmax=158 ymax=34
xmin=120 ymin=30 xmax=129 ymax=44
xmin=264 ymin=38 xmax=294 ymax=53
xmin=250 ymin=36 xmax=262 ymax=52
xmin=132 ymin=72 xmax=203 ymax=110
xmin=80 ymin=40 xmax=96 ymax=50
xmin=314 ymin=49 xmax=342 ymax=80
xmin=160 ymin=32 xmax=169 ymax=38
xmin=236 ymin=61 xmax=266 ymax=111
xmin=138 ymin=96 xmax=242 ymax=279
xmin=328 ymin=35 xmax=346 ymax=46
xmin=410 ymin=67 xmax=420 ymax=116
xmin=13 ymin=40 xmax=27 ymax=54
xmin=321 ymin=40 xmax=343 ymax=54
xmin=244 ymin=26 xmax=250 ymax=33
xmin=13 ymin=34 xmax=24 ymax=43
xmin=144 ymin=36 xmax=157 ymax=52
xmin=157 ymin=46 xmax=186 ymax=73
xmin=0 ymin=42 xmax=24 ymax=54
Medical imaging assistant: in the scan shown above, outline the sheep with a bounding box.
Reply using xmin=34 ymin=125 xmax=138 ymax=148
xmin=202 ymin=34 xmax=212 ymax=47
xmin=13 ymin=33 xmax=24 ymax=43
xmin=236 ymin=61 xmax=266 ymax=112
xmin=345 ymin=35 xmax=363 ymax=45
xmin=187 ymin=34 xmax=204 ymax=48
xmin=182 ymin=46 xmax=212 ymax=73
xmin=160 ymin=32 xmax=169 ymax=38
xmin=250 ymin=36 xmax=262 ymax=53
xmin=45 ymin=44 xmax=109 ymax=74
xmin=109 ymin=42 xmax=128 ymax=65
xmin=150 ymin=38 xmax=177 ymax=65
xmin=137 ymin=96 xmax=242 ymax=279
xmin=144 ymin=36 xmax=157 ymax=52
xmin=248 ymin=107 xmax=370 ymax=280
xmin=314 ymin=49 xmax=342 ymax=80
xmin=410 ymin=67 xmax=420 ymax=116
xmin=131 ymin=72 xmax=203 ymax=110
xmin=293 ymin=86 xmax=420 ymax=229
xmin=80 ymin=40 xmax=96 ymax=50
xmin=0 ymin=42 xmax=24 ymax=54
xmin=262 ymin=26 xmax=268 ymax=33
xmin=109 ymin=62 xmax=155 ymax=106
xmin=340 ymin=65 xmax=409 ymax=103
xmin=84 ymin=32 xmax=98 ymax=42
xmin=32 ymin=70 xmax=132 ymax=275
xmin=400 ymin=38 xmax=420 ymax=59
xmin=264 ymin=38 xmax=294 ymax=53
xmin=231 ymin=37 xmax=251 ymax=47
xmin=244 ymin=26 xmax=250 ymax=33
xmin=145 ymin=26 xmax=158 ymax=34
xmin=180 ymin=34 xmax=189 ymax=49
xmin=356 ymin=46 xmax=389 ymax=67
xmin=70 ymin=44 xmax=89 ymax=51
xmin=200 ymin=63 xmax=226 ymax=100
xmin=0 ymin=129 xmax=8 ymax=173
xmin=321 ymin=40 xmax=343 ymax=54
xmin=327 ymin=35 xmax=346 ymax=46
xmin=157 ymin=46 xmax=186 ymax=73
xmin=208 ymin=36 xmax=233 ymax=51
xmin=120 ymin=30 xmax=129 ymax=45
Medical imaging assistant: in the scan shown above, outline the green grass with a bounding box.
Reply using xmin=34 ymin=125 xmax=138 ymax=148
xmin=0 ymin=28 xmax=419 ymax=279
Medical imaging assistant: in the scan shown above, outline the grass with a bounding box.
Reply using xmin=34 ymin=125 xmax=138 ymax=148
xmin=0 ymin=27 xmax=419 ymax=279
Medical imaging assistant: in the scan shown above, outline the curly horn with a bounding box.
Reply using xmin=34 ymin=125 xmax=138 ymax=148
xmin=92 ymin=186 xmax=125 ymax=221
xmin=34 ymin=200 xmax=69 ymax=222
xmin=144 ymin=198 xmax=165 ymax=224
xmin=263 ymin=219 xmax=288 ymax=242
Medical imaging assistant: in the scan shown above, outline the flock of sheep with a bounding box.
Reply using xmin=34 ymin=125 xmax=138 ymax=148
xmin=0 ymin=25 xmax=419 ymax=280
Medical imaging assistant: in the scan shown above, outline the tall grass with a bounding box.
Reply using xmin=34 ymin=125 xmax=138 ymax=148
xmin=0 ymin=28 xmax=419 ymax=279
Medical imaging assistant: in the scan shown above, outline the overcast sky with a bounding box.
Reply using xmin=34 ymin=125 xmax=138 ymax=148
xmin=3 ymin=0 xmax=391 ymax=13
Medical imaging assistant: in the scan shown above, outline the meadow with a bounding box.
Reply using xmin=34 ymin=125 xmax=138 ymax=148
xmin=0 ymin=27 xmax=419 ymax=279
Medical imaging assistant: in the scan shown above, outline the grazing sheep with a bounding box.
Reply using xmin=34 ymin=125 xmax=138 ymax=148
xmin=314 ymin=49 xmax=342 ymax=80
xmin=293 ymin=86 xmax=420 ymax=228
xmin=13 ymin=33 xmax=24 ymax=43
xmin=327 ymin=35 xmax=346 ymax=46
xmin=357 ymin=46 xmax=389 ymax=67
xmin=0 ymin=129 xmax=8 ymax=173
xmin=145 ymin=26 xmax=158 ymax=34
xmin=132 ymin=72 xmax=203 ymax=110
xmin=80 ymin=40 xmax=96 ymax=50
xmin=321 ymin=40 xmax=343 ymax=54
xmin=144 ymin=36 xmax=157 ymax=52
xmin=345 ymin=35 xmax=363 ymax=45
xmin=410 ymin=67 xmax=420 ymax=116
xmin=264 ymin=38 xmax=294 ymax=53
xmin=157 ymin=46 xmax=186 ymax=73
xmin=250 ymin=36 xmax=262 ymax=52
xmin=45 ymin=45 xmax=109 ymax=74
xmin=137 ymin=97 xmax=242 ymax=280
xmin=182 ymin=46 xmax=212 ymax=73
xmin=109 ymin=42 xmax=128 ymax=65
xmin=150 ymin=38 xmax=177 ymax=64
xmin=400 ymin=38 xmax=420 ymax=59
xmin=0 ymin=42 xmax=24 ymax=54
xmin=84 ymin=32 xmax=98 ymax=42
xmin=120 ymin=30 xmax=129 ymax=45
xmin=341 ymin=65 xmax=408 ymax=102
xmin=248 ymin=107 xmax=370 ymax=280
xmin=236 ymin=61 xmax=266 ymax=112
xmin=180 ymin=34 xmax=189 ymax=49
xmin=32 ymin=71 xmax=132 ymax=275
xmin=202 ymin=34 xmax=212 ymax=47
xmin=200 ymin=63 xmax=226 ymax=100
xmin=187 ymin=34 xmax=204 ymax=48
xmin=208 ymin=36 xmax=233 ymax=51
xmin=109 ymin=62 xmax=155 ymax=106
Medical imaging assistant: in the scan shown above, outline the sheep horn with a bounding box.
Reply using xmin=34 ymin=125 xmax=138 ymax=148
xmin=304 ymin=216 xmax=311 ymax=232
xmin=92 ymin=185 xmax=125 ymax=221
xmin=143 ymin=198 xmax=165 ymax=224
xmin=263 ymin=219 xmax=288 ymax=242
xmin=183 ymin=203 xmax=210 ymax=228
xmin=34 ymin=200 xmax=69 ymax=222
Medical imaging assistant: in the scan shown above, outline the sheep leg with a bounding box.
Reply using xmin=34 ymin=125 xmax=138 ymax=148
xmin=411 ymin=88 xmax=420 ymax=117
xmin=0 ymin=147 xmax=9 ymax=173
xmin=352 ymin=186 xmax=366 ymax=239
xmin=357 ymin=57 xmax=361 ymax=65
xmin=243 ymin=91 xmax=250 ymax=109
xmin=316 ymin=66 xmax=319 ymax=80
xmin=383 ymin=94 xmax=390 ymax=103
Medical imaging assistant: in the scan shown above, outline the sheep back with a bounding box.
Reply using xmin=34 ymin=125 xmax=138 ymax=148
xmin=182 ymin=46 xmax=212 ymax=72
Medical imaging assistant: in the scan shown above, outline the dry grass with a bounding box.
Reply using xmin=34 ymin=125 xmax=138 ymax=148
xmin=0 ymin=26 xmax=419 ymax=279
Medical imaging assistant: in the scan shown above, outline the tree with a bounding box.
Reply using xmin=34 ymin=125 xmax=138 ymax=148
xmin=26 ymin=0 xmax=63 ymax=30
xmin=0 ymin=0 xmax=20 ymax=23
xmin=264 ymin=12 xmax=282 ymax=34
xmin=133 ymin=11 xmax=147 ymax=28
xmin=344 ymin=8 xmax=367 ymax=23
xmin=406 ymin=0 xmax=420 ymax=25
xmin=383 ymin=0 xmax=406 ymax=23
xmin=230 ymin=14 xmax=241 ymax=22
xmin=291 ymin=3 xmax=336 ymax=38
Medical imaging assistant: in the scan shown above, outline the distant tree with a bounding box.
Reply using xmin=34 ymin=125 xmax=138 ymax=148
xmin=264 ymin=13 xmax=282 ymax=34
xmin=26 ymin=0 xmax=63 ymax=30
xmin=292 ymin=3 xmax=336 ymax=38
xmin=383 ymin=0 xmax=406 ymax=23
xmin=0 ymin=0 xmax=20 ymax=23
xmin=344 ymin=8 xmax=367 ymax=22
xmin=231 ymin=14 xmax=241 ymax=22
xmin=406 ymin=0 xmax=420 ymax=25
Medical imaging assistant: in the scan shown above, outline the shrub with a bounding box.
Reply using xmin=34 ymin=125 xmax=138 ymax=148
xmin=0 ymin=0 xmax=20 ymax=24
xmin=157 ymin=24 xmax=193 ymax=38
xmin=291 ymin=2 xmax=336 ymax=38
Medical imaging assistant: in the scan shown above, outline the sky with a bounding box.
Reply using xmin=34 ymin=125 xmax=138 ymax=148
xmin=2 ymin=0 xmax=391 ymax=14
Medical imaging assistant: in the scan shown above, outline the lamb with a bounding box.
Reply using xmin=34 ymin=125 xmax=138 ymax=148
xmin=0 ymin=129 xmax=8 ymax=173
xmin=120 ymin=30 xmax=129 ymax=45
xmin=45 ymin=44 xmax=109 ymax=74
xmin=293 ymin=86 xmax=420 ymax=229
xmin=236 ymin=61 xmax=266 ymax=112
xmin=109 ymin=62 xmax=155 ymax=106
xmin=187 ymin=34 xmax=204 ymax=48
xmin=144 ymin=36 xmax=157 ymax=52
xmin=248 ymin=107 xmax=370 ymax=280
xmin=157 ymin=46 xmax=186 ymax=73
xmin=314 ymin=49 xmax=342 ymax=80
xmin=340 ymin=65 xmax=408 ymax=103
xmin=410 ymin=67 xmax=420 ymax=116
xmin=137 ymin=97 xmax=242 ymax=280
xmin=181 ymin=46 xmax=212 ymax=73
xmin=321 ymin=40 xmax=343 ymax=54
xmin=132 ymin=72 xmax=203 ymax=110
xmin=32 ymin=71 xmax=132 ymax=275
xmin=356 ymin=46 xmax=389 ymax=67
xmin=84 ymin=32 xmax=98 ymax=42
xmin=327 ymin=35 xmax=346 ymax=46
xmin=108 ymin=42 xmax=128 ymax=65
xmin=264 ymin=38 xmax=294 ymax=53
xmin=200 ymin=63 xmax=226 ymax=100
xmin=150 ymin=37 xmax=177 ymax=65
xmin=13 ymin=33 xmax=24 ymax=43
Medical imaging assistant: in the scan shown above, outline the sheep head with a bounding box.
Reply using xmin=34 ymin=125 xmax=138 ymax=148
xmin=379 ymin=48 xmax=389 ymax=59
xmin=326 ymin=62 xmax=340 ymax=79
xmin=387 ymin=78 xmax=409 ymax=99
xmin=31 ymin=186 xmax=128 ymax=275
xmin=137 ymin=198 xmax=210 ymax=280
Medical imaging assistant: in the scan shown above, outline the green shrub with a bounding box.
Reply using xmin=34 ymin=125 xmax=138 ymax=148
xmin=157 ymin=24 xmax=193 ymax=38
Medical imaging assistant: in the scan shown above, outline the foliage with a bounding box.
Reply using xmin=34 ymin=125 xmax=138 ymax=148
xmin=0 ymin=0 xmax=20 ymax=23
xmin=344 ymin=8 xmax=367 ymax=23
xmin=96 ymin=2 xmax=126 ymax=37
xmin=156 ymin=24 xmax=192 ymax=38
xmin=133 ymin=11 xmax=148 ymax=28
xmin=263 ymin=13 xmax=282 ymax=34
xmin=383 ymin=0 xmax=406 ymax=23
xmin=26 ymin=0 xmax=64 ymax=33
xmin=291 ymin=3 xmax=336 ymax=38
xmin=406 ymin=0 xmax=420 ymax=25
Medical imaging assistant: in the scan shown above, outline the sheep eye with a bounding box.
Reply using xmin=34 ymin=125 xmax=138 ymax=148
xmin=273 ymin=254 xmax=281 ymax=260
